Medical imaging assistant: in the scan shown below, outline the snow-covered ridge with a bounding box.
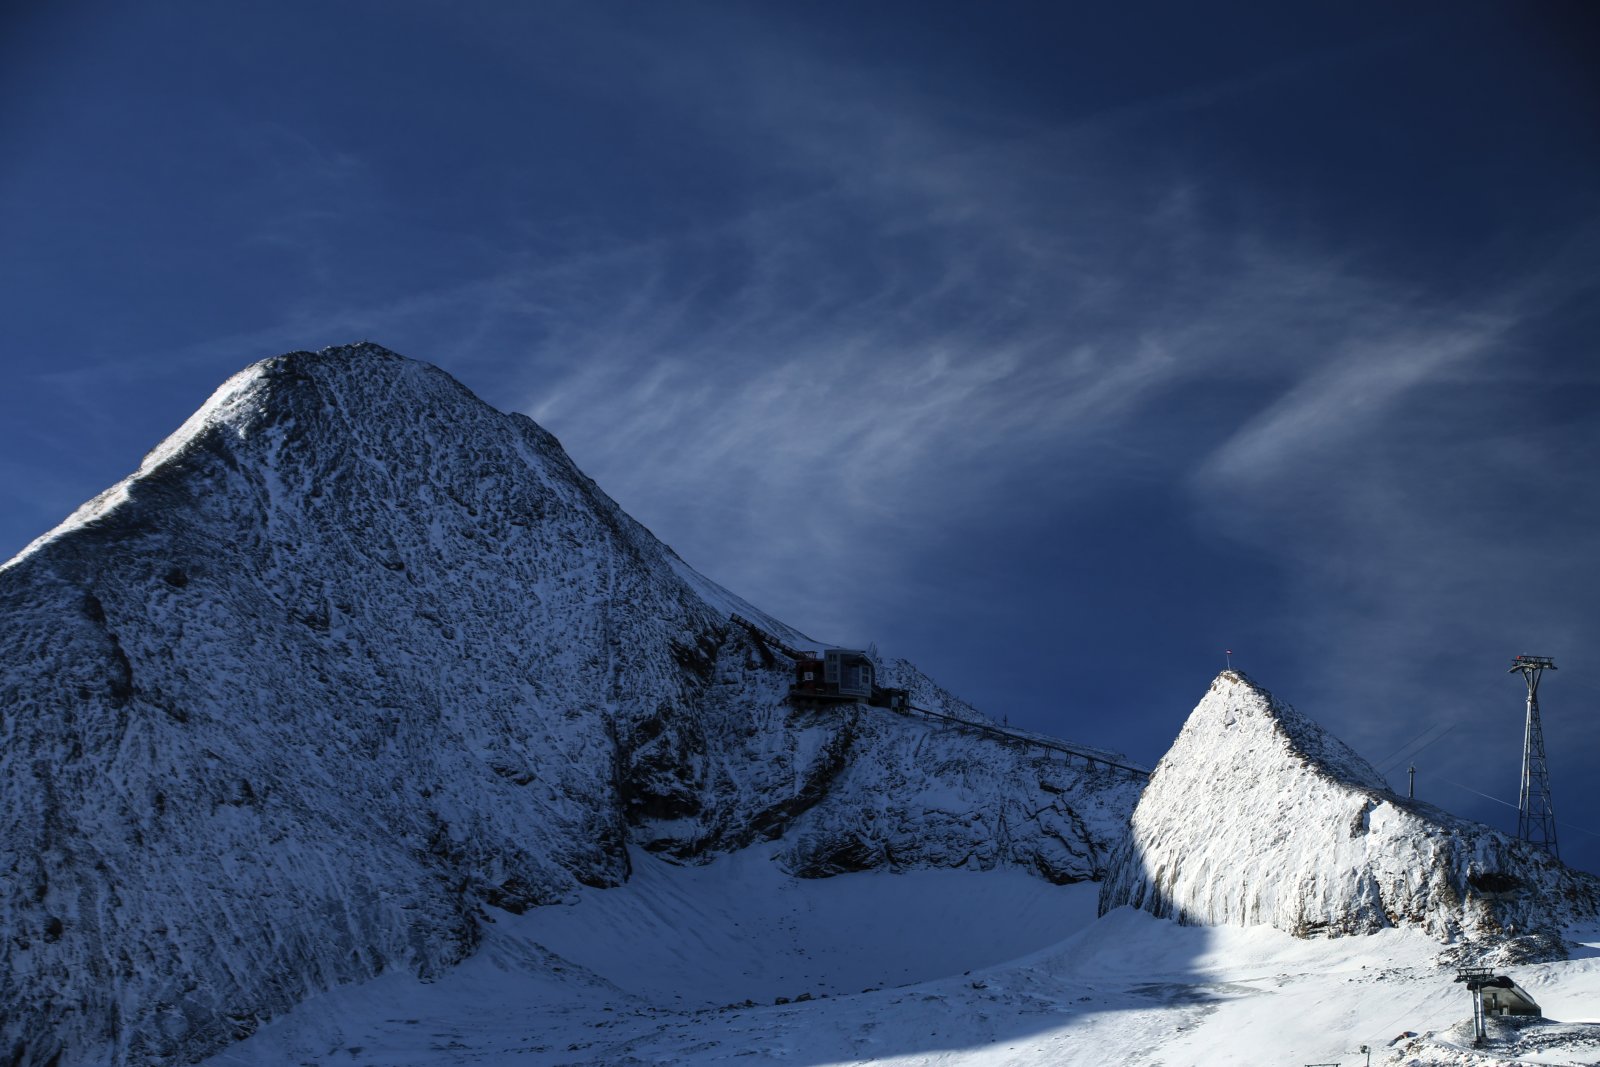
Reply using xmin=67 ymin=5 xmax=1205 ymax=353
xmin=4 ymin=363 xmax=268 ymax=570
xmin=1099 ymin=671 xmax=1600 ymax=960
xmin=663 ymin=552 xmax=819 ymax=653
xmin=0 ymin=343 xmax=1137 ymax=1067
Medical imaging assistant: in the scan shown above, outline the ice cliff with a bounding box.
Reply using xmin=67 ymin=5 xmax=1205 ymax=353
xmin=0 ymin=344 xmax=1140 ymax=1067
xmin=1099 ymin=671 xmax=1600 ymax=960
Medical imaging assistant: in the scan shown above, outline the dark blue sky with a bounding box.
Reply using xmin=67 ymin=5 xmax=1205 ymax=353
xmin=5 ymin=1 xmax=1599 ymax=871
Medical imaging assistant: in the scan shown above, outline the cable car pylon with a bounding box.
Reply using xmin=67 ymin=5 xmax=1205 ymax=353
xmin=1508 ymin=654 xmax=1559 ymax=859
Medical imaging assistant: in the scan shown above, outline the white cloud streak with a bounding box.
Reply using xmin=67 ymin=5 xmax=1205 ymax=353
xmin=12 ymin=3 xmax=1598 ymax=863
xmin=445 ymin=22 xmax=1600 ymax=805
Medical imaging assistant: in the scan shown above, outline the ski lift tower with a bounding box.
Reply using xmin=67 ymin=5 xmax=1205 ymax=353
xmin=1508 ymin=655 xmax=1559 ymax=859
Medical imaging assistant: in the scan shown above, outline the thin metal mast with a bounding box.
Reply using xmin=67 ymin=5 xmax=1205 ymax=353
xmin=1509 ymin=655 xmax=1558 ymax=858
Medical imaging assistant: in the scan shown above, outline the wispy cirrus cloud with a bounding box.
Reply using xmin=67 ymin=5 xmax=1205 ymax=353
xmin=1185 ymin=272 xmax=1600 ymax=791
xmin=483 ymin=97 xmax=1469 ymax=643
xmin=1196 ymin=323 xmax=1506 ymax=494
xmin=10 ymin=1 xmax=1599 ymax=862
xmin=460 ymin=26 xmax=1600 ymax=836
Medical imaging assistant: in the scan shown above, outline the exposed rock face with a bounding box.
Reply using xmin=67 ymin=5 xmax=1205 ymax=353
xmin=1099 ymin=671 xmax=1600 ymax=959
xmin=779 ymin=658 xmax=1138 ymax=883
xmin=0 ymin=344 xmax=1137 ymax=1067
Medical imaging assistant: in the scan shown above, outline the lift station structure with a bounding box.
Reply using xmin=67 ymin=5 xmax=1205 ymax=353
xmin=1456 ymin=966 xmax=1542 ymax=1047
xmin=1509 ymin=655 xmax=1559 ymax=859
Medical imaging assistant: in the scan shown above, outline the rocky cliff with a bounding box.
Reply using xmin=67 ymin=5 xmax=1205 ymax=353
xmin=1099 ymin=671 xmax=1600 ymax=960
xmin=0 ymin=344 xmax=1138 ymax=1067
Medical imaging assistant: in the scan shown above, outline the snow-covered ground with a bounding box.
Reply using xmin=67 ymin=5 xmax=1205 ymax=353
xmin=203 ymin=847 xmax=1600 ymax=1067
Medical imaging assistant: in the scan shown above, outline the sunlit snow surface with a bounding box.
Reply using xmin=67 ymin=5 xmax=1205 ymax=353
xmin=206 ymin=848 xmax=1600 ymax=1067
xmin=1102 ymin=673 xmax=1600 ymax=960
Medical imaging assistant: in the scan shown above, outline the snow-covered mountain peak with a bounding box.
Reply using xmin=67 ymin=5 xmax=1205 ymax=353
xmin=116 ymin=343 xmax=417 ymax=470
xmin=1101 ymin=672 xmax=1600 ymax=961
xmin=1187 ymin=670 xmax=1389 ymax=793
xmin=5 ymin=343 xmax=517 ymax=573
xmin=134 ymin=342 xmax=547 ymax=477
xmin=0 ymin=343 xmax=1138 ymax=1067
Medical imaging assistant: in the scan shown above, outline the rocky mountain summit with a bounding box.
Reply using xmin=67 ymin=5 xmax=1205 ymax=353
xmin=1099 ymin=671 xmax=1600 ymax=960
xmin=0 ymin=344 xmax=1139 ymax=1067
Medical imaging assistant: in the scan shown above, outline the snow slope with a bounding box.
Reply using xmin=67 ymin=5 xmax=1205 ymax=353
xmin=203 ymin=846 xmax=1600 ymax=1067
xmin=1100 ymin=671 xmax=1600 ymax=960
xmin=0 ymin=344 xmax=1139 ymax=1066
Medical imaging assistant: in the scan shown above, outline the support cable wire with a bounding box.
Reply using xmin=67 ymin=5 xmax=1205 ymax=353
xmin=1374 ymin=722 xmax=1455 ymax=775
xmin=901 ymin=702 xmax=1149 ymax=778
xmin=1435 ymin=775 xmax=1600 ymax=840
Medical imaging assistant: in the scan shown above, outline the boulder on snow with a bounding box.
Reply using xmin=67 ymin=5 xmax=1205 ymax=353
xmin=1098 ymin=671 xmax=1600 ymax=960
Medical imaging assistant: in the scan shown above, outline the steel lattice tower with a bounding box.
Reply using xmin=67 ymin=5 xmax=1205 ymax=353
xmin=1509 ymin=655 xmax=1559 ymax=858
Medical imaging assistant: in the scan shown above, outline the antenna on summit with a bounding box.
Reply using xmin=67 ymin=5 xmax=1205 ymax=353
xmin=1225 ymin=648 xmax=1233 ymax=670
xmin=1508 ymin=655 xmax=1559 ymax=858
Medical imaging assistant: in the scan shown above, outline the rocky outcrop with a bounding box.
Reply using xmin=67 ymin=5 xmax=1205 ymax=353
xmin=778 ymin=657 xmax=1139 ymax=883
xmin=0 ymin=344 xmax=1135 ymax=1066
xmin=1099 ymin=671 xmax=1600 ymax=960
